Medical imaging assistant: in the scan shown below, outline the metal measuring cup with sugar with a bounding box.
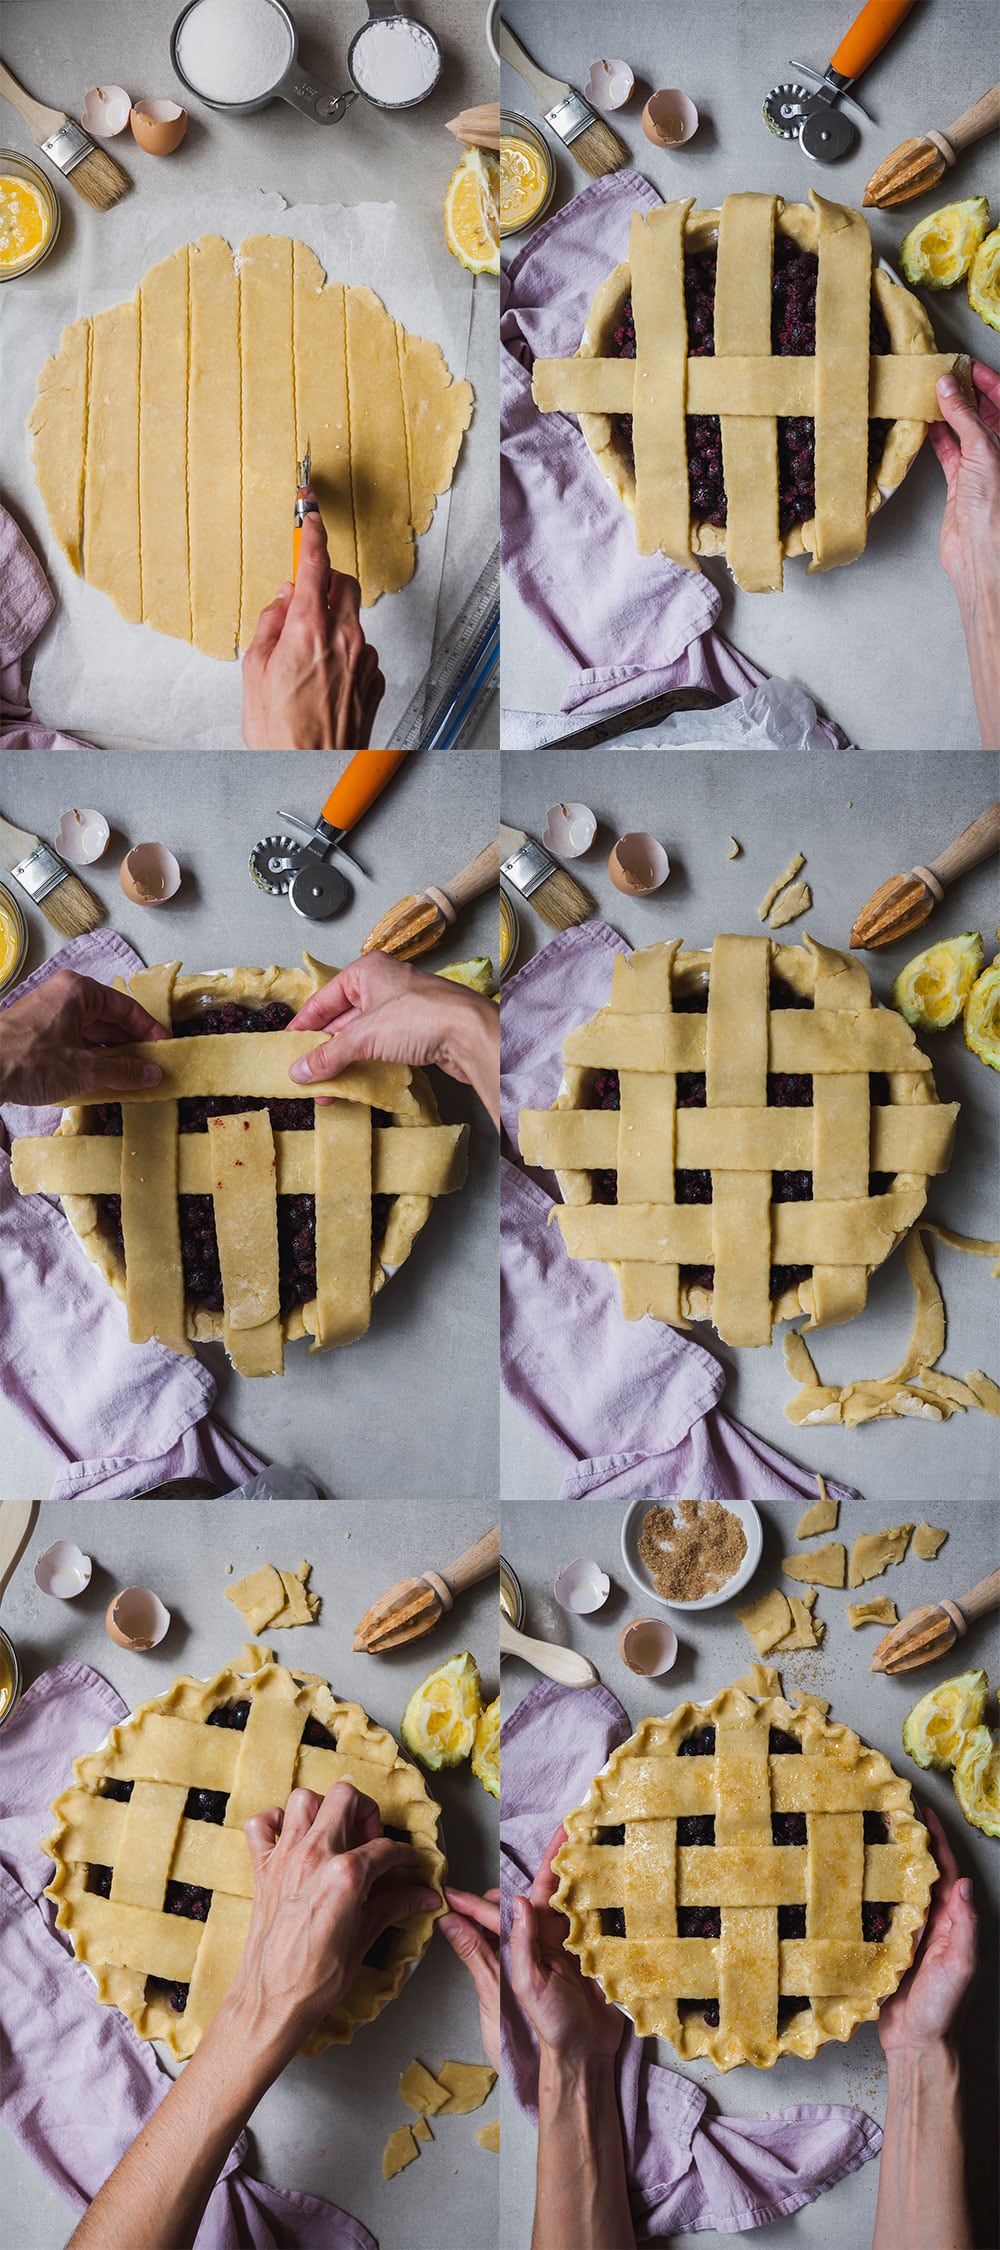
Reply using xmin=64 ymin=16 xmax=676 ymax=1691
xmin=347 ymin=1 xmax=443 ymax=110
xmin=171 ymin=0 xmax=356 ymax=123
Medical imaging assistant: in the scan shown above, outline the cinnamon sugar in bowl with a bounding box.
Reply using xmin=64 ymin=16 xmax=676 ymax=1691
xmin=621 ymin=1496 xmax=762 ymax=1612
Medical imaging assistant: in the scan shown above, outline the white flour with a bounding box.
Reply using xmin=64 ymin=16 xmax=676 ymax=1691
xmin=176 ymin=0 xmax=293 ymax=103
xmin=351 ymin=16 xmax=439 ymax=104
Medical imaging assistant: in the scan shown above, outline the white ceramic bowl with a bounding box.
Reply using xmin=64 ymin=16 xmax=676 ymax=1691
xmin=620 ymin=1496 xmax=762 ymax=1612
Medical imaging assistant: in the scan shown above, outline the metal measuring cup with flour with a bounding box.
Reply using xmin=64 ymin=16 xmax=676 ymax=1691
xmin=171 ymin=0 xmax=442 ymax=122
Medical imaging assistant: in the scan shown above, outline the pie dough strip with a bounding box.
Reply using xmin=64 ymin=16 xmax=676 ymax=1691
xmin=120 ymin=1105 xmax=189 ymax=1354
xmin=707 ymin=936 xmax=772 ymax=1347
xmin=514 ymin=1104 xmax=953 ymax=1178
xmin=110 ymin=1780 xmax=188 ymax=1910
xmin=562 ymin=1008 xmax=934 ymax=1075
xmin=189 ymin=234 xmax=242 ymax=660
xmin=27 ymin=313 xmax=90 ymax=576
xmin=808 ymin=947 xmax=871 ymax=1330
xmin=238 ymin=235 xmax=296 ymax=647
xmin=347 ymin=284 xmax=414 ymax=601
xmin=139 ymin=244 xmax=190 ymax=643
xmin=630 ymin=202 xmax=694 ymax=567
xmin=714 ymin=195 xmax=782 ymax=594
xmin=85 ymin=296 xmax=141 ymax=622
xmin=77 ymin=1033 xmax=417 ymax=1115
xmin=714 ymin=1703 xmax=777 ymax=2063
xmin=556 ymin=1194 xmax=926 ymax=1267
xmin=208 ymin=1111 xmax=283 ymax=1378
xmin=12 ymin=1121 xmax=468 ymax=1198
xmin=616 ymin=1068 xmax=682 ymax=1325
xmin=812 ymin=196 xmax=872 ymax=571
xmin=532 ymin=352 xmax=959 ymax=423
xmin=312 ymin=1101 xmax=373 ymax=1351
xmin=294 ymin=265 xmax=358 ymax=585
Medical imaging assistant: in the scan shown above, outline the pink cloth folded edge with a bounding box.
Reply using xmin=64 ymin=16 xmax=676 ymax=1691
xmin=0 ymin=1662 xmax=374 ymax=2248
xmin=0 ymin=504 xmax=94 ymax=751
xmin=0 ymin=931 xmax=264 ymax=1500
xmin=500 ymin=1677 xmax=882 ymax=2235
xmin=501 ymin=922 xmax=860 ymax=1505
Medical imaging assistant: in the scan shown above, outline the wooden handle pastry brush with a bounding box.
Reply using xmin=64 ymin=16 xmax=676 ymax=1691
xmin=362 ymin=839 xmax=501 ymax=960
xmin=0 ymin=60 xmax=130 ymax=209
xmin=500 ymin=824 xmax=594 ymax=931
xmin=0 ymin=812 xmax=105 ymax=938
xmin=871 ymin=1567 xmax=1000 ymax=1673
xmin=353 ymin=1525 xmax=500 ymax=1651
xmin=863 ymin=83 xmax=1000 ymax=207
xmin=850 ymin=801 xmax=1000 ymax=949
xmin=497 ymin=21 xmax=627 ymax=177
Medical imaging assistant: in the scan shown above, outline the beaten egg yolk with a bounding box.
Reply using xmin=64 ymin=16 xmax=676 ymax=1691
xmin=0 ymin=175 xmax=51 ymax=273
xmin=499 ymin=136 xmax=548 ymax=234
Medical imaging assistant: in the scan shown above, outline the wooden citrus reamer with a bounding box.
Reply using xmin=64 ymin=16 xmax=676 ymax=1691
xmin=850 ymin=801 xmax=1000 ymax=948
xmin=353 ymin=1524 xmax=500 ymax=1651
xmin=871 ymin=1567 xmax=1000 ymax=1673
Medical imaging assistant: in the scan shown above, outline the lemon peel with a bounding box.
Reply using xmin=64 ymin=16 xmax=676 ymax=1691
xmin=964 ymin=955 xmax=1000 ymax=1070
xmin=968 ymin=226 xmax=1000 ymax=333
xmin=471 ymin=1695 xmax=499 ymax=1798
xmin=902 ymin=1670 xmax=989 ymax=1771
xmin=400 ymin=1651 xmax=481 ymax=1771
xmin=900 ymin=197 xmax=990 ymax=291
xmin=891 ymin=932 xmax=983 ymax=1031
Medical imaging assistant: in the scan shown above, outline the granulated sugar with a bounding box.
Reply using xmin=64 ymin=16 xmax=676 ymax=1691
xmin=351 ymin=16 xmax=439 ymax=105
xmin=177 ymin=0 xmax=293 ymax=103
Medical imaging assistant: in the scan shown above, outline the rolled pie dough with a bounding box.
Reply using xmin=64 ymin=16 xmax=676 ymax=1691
xmin=28 ymin=235 xmax=474 ymax=657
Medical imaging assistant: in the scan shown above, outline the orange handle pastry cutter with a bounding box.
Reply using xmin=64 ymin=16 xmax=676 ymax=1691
xmin=763 ymin=0 xmax=919 ymax=160
xmin=250 ymin=751 xmax=410 ymax=919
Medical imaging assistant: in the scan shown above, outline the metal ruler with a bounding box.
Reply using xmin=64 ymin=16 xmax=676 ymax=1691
xmin=392 ymin=543 xmax=499 ymax=750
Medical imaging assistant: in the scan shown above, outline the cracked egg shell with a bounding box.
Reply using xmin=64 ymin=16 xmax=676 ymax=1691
xmin=57 ymin=807 xmax=109 ymax=865
xmin=106 ymin=1586 xmax=171 ymax=1650
xmin=620 ymin=1617 xmax=678 ymax=1676
xmin=81 ymin=85 xmax=132 ymax=138
xmin=642 ymin=89 xmax=699 ymax=148
xmin=130 ymin=99 xmax=188 ymax=154
xmin=585 ymin=59 xmax=634 ymax=111
xmin=554 ymin=1557 xmax=610 ymax=1614
xmin=35 ymin=1540 xmax=92 ymax=1600
xmin=543 ymin=802 xmax=597 ymax=859
xmin=119 ymin=842 xmax=181 ymax=904
xmin=608 ymin=831 xmax=669 ymax=895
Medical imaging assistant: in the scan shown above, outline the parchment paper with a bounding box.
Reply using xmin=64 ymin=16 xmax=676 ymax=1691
xmin=2 ymin=190 xmax=475 ymax=749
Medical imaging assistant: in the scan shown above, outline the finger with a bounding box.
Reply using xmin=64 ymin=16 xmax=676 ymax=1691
xmin=288 ymin=1019 xmax=377 ymax=1084
xmin=921 ymin=1802 xmax=961 ymax=1887
xmin=245 ymin=586 xmax=294 ymax=678
xmin=273 ymin=1787 xmax=325 ymax=1852
xmin=80 ymin=983 xmax=171 ymax=1045
xmin=970 ymin=358 xmax=1000 ymax=409
xmin=529 ymin=1826 xmax=568 ymax=1909
xmin=243 ymin=1806 xmax=284 ymax=1869
xmin=936 ymin=372 xmax=994 ymax=452
xmin=309 ymin=1780 xmax=380 ymax=1854
xmin=325 ymin=566 xmax=364 ymax=629
xmin=288 ymin=510 xmax=331 ymax=616
xmin=286 ymin=968 xmax=359 ymax=1033
xmin=365 ymin=1881 xmax=443 ymax=1942
xmin=509 ymin=1893 xmax=545 ymax=1999
xmin=444 ymin=1888 xmax=502 ymax=1936
xmin=352 ymin=1833 xmax=427 ymax=1892
xmin=437 ymin=1911 xmax=501 ymax=1997
xmin=77 ymin=1049 xmax=163 ymax=1094
xmin=927 ymin=420 xmax=960 ymax=486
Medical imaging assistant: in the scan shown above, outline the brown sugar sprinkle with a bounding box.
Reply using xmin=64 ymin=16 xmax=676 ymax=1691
xmin=638 ymin=1500 xmax=747 ymax=1602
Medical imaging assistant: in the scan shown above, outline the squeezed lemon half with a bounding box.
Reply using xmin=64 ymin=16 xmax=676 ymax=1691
xmin=900 ymin=196 xmax=990 ymax=291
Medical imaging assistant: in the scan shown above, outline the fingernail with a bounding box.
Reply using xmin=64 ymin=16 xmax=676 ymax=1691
xmin=140 ymin=1064 xmax=162 ymax=1086
xmin=959 ymin=1878 xmax=974 ymax=1901
xmin=422 ymin=1890 xmax=442 ymax=1910
xmin=938 ymin=373 xmax=958 ymax=398
xmin=512 ymin=1896 xmax=524 ymax=1921
xmin=288 ymin=1056 xmax=313 ymax=1083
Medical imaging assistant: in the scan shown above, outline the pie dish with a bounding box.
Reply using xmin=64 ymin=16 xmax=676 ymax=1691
xmin=517 ymin=933 xmax=958 ymax=1349
xmin=553 ymin=1673 xmax=935 ymax=2069
xmin=42 ymin=1645 xmax=446 ymax=2060
xmin=10 ymin=957 xmax=469 ymax=1376
xmin=531 ymin=190 xmax=964 ymax=591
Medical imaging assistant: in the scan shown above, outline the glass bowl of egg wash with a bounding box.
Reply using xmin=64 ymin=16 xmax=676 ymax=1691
xmin=500 ymin=112 xmax=554 ymax=239
xmin=0 ymin=154 xmax=60 ymax=281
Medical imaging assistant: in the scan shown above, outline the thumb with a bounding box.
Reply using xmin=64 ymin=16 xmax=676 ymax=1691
xmin=80 ymin=1052 xmax=162 ymax=1094
xmin=243 ymin=1806 xmax=283 ymax=1871
xmin=509 ymin=1894 xmax=542 ymax=1998
xmin=288 ymin=1022 xmax=376 ymax=1083
xmin=936 ymin=373 xmax=991 ymax=454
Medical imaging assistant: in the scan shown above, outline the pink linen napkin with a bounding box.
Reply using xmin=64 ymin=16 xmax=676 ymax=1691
xmin=501 ymin=171 xmax=766 ymax=727
xmin=0 ymin=506 xmax=94 ymax=752
xmin=501 ymin=923 xmax=859 ymax=1505
xmin=0 ymin=1663 xmax=374 ymax=2248
xmin=501 ymin=1678 xmax=882 ymax=2235
xmin=1 ymin=931 xmax=264 ymax=1500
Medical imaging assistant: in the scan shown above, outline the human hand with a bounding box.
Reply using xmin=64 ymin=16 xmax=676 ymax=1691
xmin=509 ymin=1827 xmax=625 ymax=2063
xmin=228 ymin=1782 xmax=440 ymax=2062
xmin=241 ymin=507 xmax=384 ymax=750
xmin=0 ymin=969 xmax=166 ymax=1107
xmin=438 ymin=1886 xmax=501 ymax=2072
xmin=287 ymin=952 xmax=500 ymax=1125
xmin=878 ymin=1805 xmax=978 ymax=2060
xmin=930 ymin=361 xmax=1000 ymax=597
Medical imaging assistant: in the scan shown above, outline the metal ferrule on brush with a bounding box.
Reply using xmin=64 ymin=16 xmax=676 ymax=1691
xmin=500 ymin=837 xmax=556 ymax=900
xmin=10 ymin=843 xmax=70 ymax=903
xmin=544 ymin=90 xmax=597 ymax=146
xmin=41 ymin=120 xmax=94 ymax=175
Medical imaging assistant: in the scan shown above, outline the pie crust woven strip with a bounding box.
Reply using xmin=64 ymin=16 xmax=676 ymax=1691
xmin=532 ymin=190 xmax=962 ymax=590
xmin=553 ymin=1678 xmax=935 ymax=2070
xmin=43 ymin=1646 xmax=446 ymax=2061
xmin=10 ymin=959 xmax=469 ymax=1375
xmin=518 ymin=934 xmax=957 ymax=1348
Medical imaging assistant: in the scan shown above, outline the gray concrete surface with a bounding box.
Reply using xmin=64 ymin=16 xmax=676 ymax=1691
xmin=500 ymin=0 xmax=996 ymax=751
xmin=500 ymin=1501 xmax=999 ymax=2250
xmin=1 ymin=0 xmax=498 ymax=748
xmin=0 ymin=749 xmax=500 ymax=1500
xmin=0 ymin=1495 xmax=500 ymax=2250
xmin=500 ymin=747 xmax=1000 ymax=1507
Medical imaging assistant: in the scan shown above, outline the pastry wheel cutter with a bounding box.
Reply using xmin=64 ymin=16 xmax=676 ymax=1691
xmin=763 ymin=0 xmax=918 ymax=161
xmin=249 ymin=749 xmax=408 ymax=919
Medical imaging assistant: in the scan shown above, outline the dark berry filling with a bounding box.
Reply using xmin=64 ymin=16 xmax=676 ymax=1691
xmin=677 ymin=1905 xmax=720 ymax=1937
xmin=777 ymin=1996 xmax=810 ymax=2027
xmin=101 ymin=1778 xmax=134 ymax=1802
xmin=165 ymin=1880 xmax=212 ymax=1922
xmin=88 ymin=1000 xmax=395 ymax=1315
xmin=864 ymin=1811 xmax=890 ymax=1845
xmin=677 ymin=1815 xmax=715 ymax=1846
xmin=208 ymin=1699 xmax=250 ymax=1731
xmin=680 ymin=1997 xmax=720 ymax=2026
xmin=302 ymin=1716 xmax=337 ymax=1750
xmin=599 ymin=1907 xmax=627 ymax=1937
xmin=862 ymin=1902 xmax=894 ymax=1943
xmin=778 ymin=1904 xmax=807 ymax=1939
xmin=145 ymin=1974 xmax=189 ymax=2015
xmin=610 ymin=236 xmax=893 ymax=533
xmin=89 ymin=1864 xmax=113 ymax=1897
xmin=595 ymin=1823 xmax=627 ymax=1847
xmin=184 ymin=1787 xmax=228 ymax=1825
xmin=768 ymin=1728 xmax=802 ymax=1755
xmin=678 ymin=1725 xmax=716 ymax=1756
xmin=772 ymin=1813 xmax=807 ymax=1847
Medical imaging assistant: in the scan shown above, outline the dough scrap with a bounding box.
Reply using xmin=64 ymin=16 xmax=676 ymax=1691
xmin=848 ymin=1524 xmax=914 ymax=1588
xmin=758 ymin=851 xmax=805 ymax=921
xmin=412 ymin=2117 xmax=433 ymax=2143
xmin=226 ymin=1559 xmax=319 ymax=1632
xmin=780 ymin=1589 xmax=824 ymax=1649
xmin=783 ymin=1541 xmax=845 ymax=1588
xmin=769 ymin=879 xmax=813 ymax=929
xmin=434 ymin=2061 xmax=497 ymax=2114
xmin=382 ymin=2125 xmax=419 ymax=2179
xmin=848 ymin=1597 xmax=898 ymax=1627
xmin=784 ymin=1224 xmax=1000 ymax=1426
xmin=913 ymin=1522 xmax=947 ymax=1560
xmin=796 ymin=1489 xmax=839 ymax=1538
xmin=791 ymin=1688 xmax=830 ymax=1714
xmin=28 ymin=234 xmax=474 ymax=653
xmin=399 ymin=2058 xmax=450 ymax=2115
xmin=736 ymin=1587 xmax=793 ymax=1655
xmin=476 ymin=2120 xmax=501 ymax=2152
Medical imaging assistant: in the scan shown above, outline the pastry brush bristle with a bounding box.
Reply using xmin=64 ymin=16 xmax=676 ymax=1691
xmin=567 ymin=114 xmax=629 ymax=178
xmin=37 ymin=868 xmax=106 ymax=937
xmin=64 ymin=142 xmax=129 ymax=210
xmin=529 ymin=861 xmax=594 ymax=931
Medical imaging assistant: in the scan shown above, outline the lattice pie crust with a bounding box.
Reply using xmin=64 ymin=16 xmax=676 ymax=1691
xmin=43 ymin=1646 xmax=445 ymax=2060
xmin=553 ymin=1677 xmax=935 ymax=2070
